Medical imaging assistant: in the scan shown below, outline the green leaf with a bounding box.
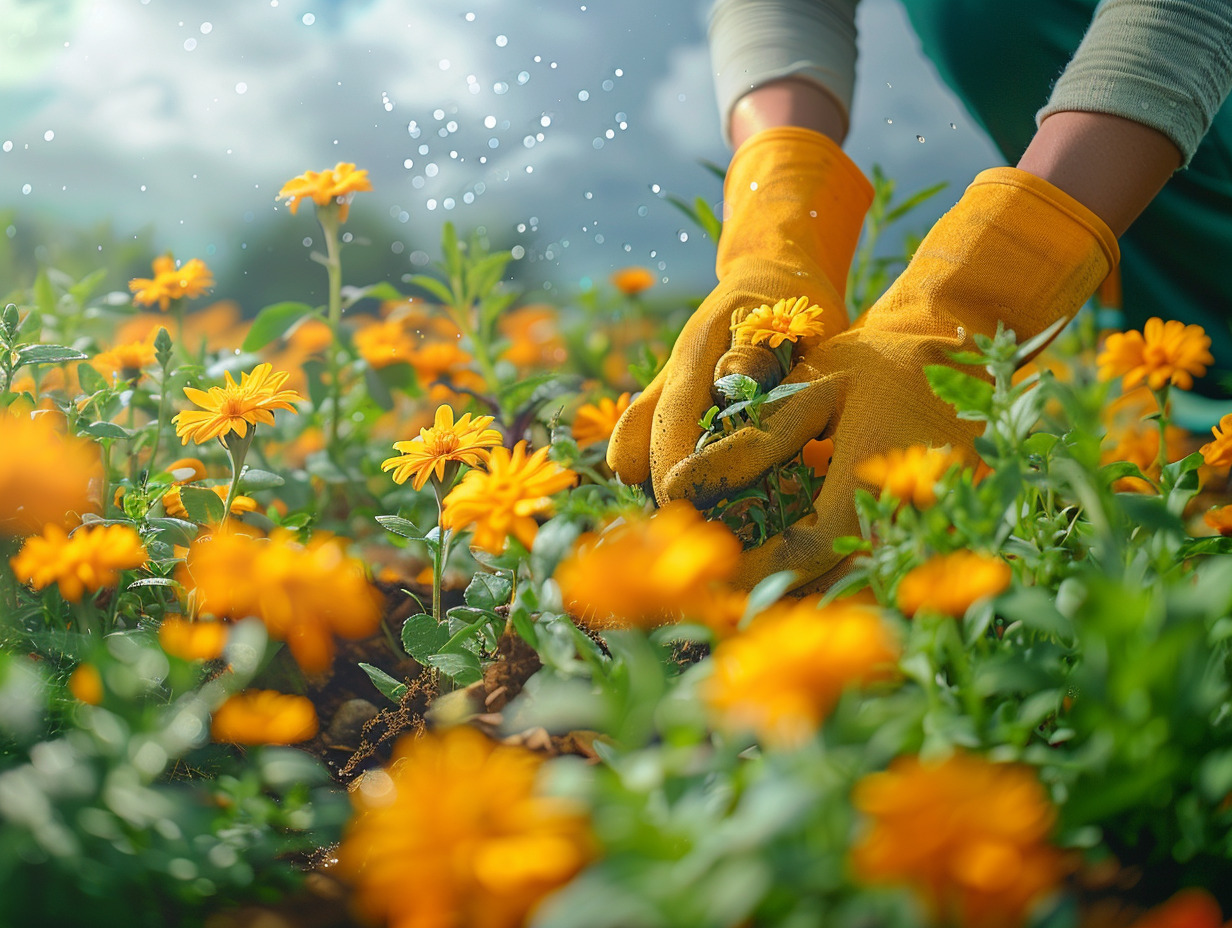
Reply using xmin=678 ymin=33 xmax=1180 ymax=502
xmin=16 ymin=344 xmax=89 ymax=367
xmin=762 ymin=381 xmax=812 ymax=403
xmin=358 ymin=662 xmax=409 ymax=703
xmin=375 ymin=515 xmax=424 ymax=540
xmin=1177 ymin=536 xmax=1232 ymax=559
xmin=741 ymin=571 xmax=796 ymax=626
xmin=441 ymin=222 xmax=462 ymax=282
xmin=345 ymin=281 xmax=404 ymax=304
xmin=1099 ymin=461 xmax=1150 ymax=488
xmin=127 ymin=576 xmax=183 ymax=590
xmin=698 ymin=405 xmax=721 ymax=431
xmin=68 ymin=268 xmax=108 ymax=306
xmin=405 ymin=274 xmax=455 ymax=305
xmin=364 ymin=363 xmax=394 ymax=411
xmin=884 ymin=180 xmax=948 ymax=224
xmin=180 ymin=485 xmax=226 ymax=524
xmin=832 ymin=536 xmax=874 ymax=555
xmin=33 ymin=268 xmax=56 ymax=315
xmin=464 ymin=572 xmax=513 ymax=612
xmin=400 ymin=613 xmax=450 ymax=663
xmin=426 ymin=651 xmax=482 ymax=685
xmin=145 ymin=517 xmax=200 ymax=546
xmin=241 ymin=301 xmax=317 ymax=352
xmin=1012 ymin=316 xmax=1069 ymax=366
xmin=714 ymin=373 xmax=759 ymax=403
xmin=76 ymin=362 xmax=108 ymax=395
xmin=531 ymin=516 xmax=583 ymax=579
xmin=80 ymin=421 xmax=134 ymax=440
xmin=924 ymin=364 xmax=994 ymax=417
xmin=237 ymin=467 xmax=285 ymax=491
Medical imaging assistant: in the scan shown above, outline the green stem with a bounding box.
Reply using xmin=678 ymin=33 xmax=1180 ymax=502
xmin=430 ymin=480 xmax=455 ymax=625
xmin=147 ymin=364 xmax=173 ymax=480
xmin=1151 ymin=385 xmax=1171 ymax=482
xmin=941 ymin=617 xmax=984 ymax=733
xmin=319 ymin=208 xmax=345 ymax=454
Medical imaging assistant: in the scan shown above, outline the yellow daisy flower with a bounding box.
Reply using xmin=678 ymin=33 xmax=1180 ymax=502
xmin=276 ymin=161 xmax=372 ymax=223
xmin=381 ymin=404 xmax=503 ymax=492
xmin=11 ymin=523 xmax=147 ymax=602
xmin=572 ymin=393 xmax=632 ymax=450
xmin=441 ymin=441 xmax=576 ymax=554
xmin=129 ymin=254 xmax=214 ymax=311
xmin=173 ymin=363 xmax=304 ymax=446
xmin=731 ymin=296 xmax=826 ymax=349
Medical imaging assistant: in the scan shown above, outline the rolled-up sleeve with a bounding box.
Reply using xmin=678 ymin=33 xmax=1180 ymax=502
xmin=1038 ymin=0 xmax=1232 ymax=165
xmin=709 ymin=0 xmax=861 ymax=145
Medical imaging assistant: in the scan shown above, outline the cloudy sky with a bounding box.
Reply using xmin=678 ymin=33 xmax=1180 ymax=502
xmin=0 ymin=0 xmax=1002 ymax=297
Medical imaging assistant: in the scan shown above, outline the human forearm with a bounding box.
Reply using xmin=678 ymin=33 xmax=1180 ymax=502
xmin=1017 ymin=110 xmax=1181 ymax=237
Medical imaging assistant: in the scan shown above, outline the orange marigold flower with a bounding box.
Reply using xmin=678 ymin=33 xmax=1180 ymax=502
xmin=441 ymin=442 xmax=576 ymax=555
xmin=499 ymin=305 xmax=566 ymax=368
xmin=167 ymin=457 xmax=208 ymax=483
xmin=802 ymin=437 xmax=834 ymax=478
xmin=162 ymin=484 xmax=258 ymax=521
xmin=69 ymin=663 xmax=104 ymax=705
xmin=91 ymin=338 xmax=157 ymax=382
xmin=705 ymin=599 xmax=900 ymax=747
xmin=354 ymin=317 xmax=418 ymax=369
xmin=555 ymin=500 xmax=741 ymax=627
xmin=12 ymin=523 xmax=147 ymax=602
xmin=572 ymin=393 xmax=632 ymax=450
xmin=0 ymin=410 xmax=102 ymax=535
xmin=682 ymin=585 xmax=749 ymax=639
xmin=407 ymin=340 xmax=487 ymax=403
xmin=211 ymin=689 xmax=318 ymax=744
xmin=381 ymin=404 xmax=503 ymax=491
xmin=610 ymin=266 xmax=657 ymax=296
xmin=851 ymin=752 xmax=1063 ymax=928
xmin=731 ymin=296 xmax=826 ymax=349
xmin=1200 ymin=412 xmax=1232 ymax=469
xmin=158 ymin=616 xmax=229 ymax=661
xmin=1128 ymin=889 xmax=1225 ymax=928
xmin=896 ymin=550 xmax=1011 ymax=619
xmin=1096 ymin=317 xmax=1214 ymax=392
xmin=174 ymin=363 xmax=304 ymax=446
xmin=1101 ymin=419 xmax=1188 ymax=493
xmin=857 ymin=445 xmax=962 ymax=509
xmin=1203 ymin=505 xmax=1232 ymax=537
xmin=179 ymin=529 xmax=382 ymax=673
xmin=129 ymin=254 xmax=215 ymax=311
xmin=277 ymin=161 xmax=372 ymax=223
xmin=336 ymin=727 xmax=594 ymax=928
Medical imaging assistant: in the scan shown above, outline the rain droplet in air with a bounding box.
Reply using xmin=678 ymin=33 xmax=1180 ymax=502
xmin=43 ymin=130 xmax=54 ymax=141
xmin=578 ymin=90 xmax=590 ymax=102
xmin=301 ymin=12 xmax=315 ymax=25
xmin=916 ymin=135 xmax=925 ymax=143
xmin=2 ymin=141 xmax=11 ymax=152
xmin=495 ymin=34 xmax=508 ymax=47
xmin=885 ymin=117 xmax=893 ymax=124
xmin=21 ymin=184 xmax=31 ymax=195
xmin=183 ymin=38 xmax=197 ymax=51
xmin=540 ymin=115 xmax=551 ymax=127
xmin=517 ymin=71 xmax=530 ymax=84
xmin=200 ymin=22 xmax=212 ymax=33
xmin=493 ymin=82 xmax=509 ymax=95
xmin=677 ymin=230 xmax=688 ymax=243
xmin=950 ymin=122 xmax=957 ymax=129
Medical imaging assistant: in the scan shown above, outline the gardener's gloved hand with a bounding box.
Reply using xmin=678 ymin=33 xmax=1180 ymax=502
xmin=606 ymin=127 xmax=873 ymax=493
xmin=661 ymin=168 xmax=1120 ymax=592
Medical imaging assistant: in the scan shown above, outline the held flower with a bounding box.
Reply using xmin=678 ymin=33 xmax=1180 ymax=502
xmin=851 ymin=752 xmax=1064 ymax=928
xmin=337 ymin=727 xmax=594 ymax=928
xmin=572 ymin=393 xmax=632 ymax=450
xmin=856 ymin=445 xmax=963 ymax=509
xmin=896 ymin=550 xmax=1012 ymax=619
xmin=704 ymin=599 xmax=901 ymax=747
xmin=173 ymin=363 xmax=304 ymax=446
xmin=277 ymin=161 xmax=372 ymax=223
xmin=11 ymin=523 xmax=148 ymax=602
xmin=731 ymin=296 xmax=826 ymax=349
xmin=554 ymin=500 xmax=741 ymax=627
xmin=441 ymin=441 xmax=576 ymax=554
xmin=129 ymin=254 xmax=214 ymax=311
xmin=1096 ymin=317 xmax=1214 ymax=391
xmin=211 ymin=690 xmax=319 ymax=744
xmin=381 ymin=404 xmax=503 ymax=491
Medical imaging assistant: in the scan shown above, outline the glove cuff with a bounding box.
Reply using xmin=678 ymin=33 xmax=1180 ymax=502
xmin=969 ymin=167 xmax=1121 ymax=270
xmin=719 ymin=127 xmax=873 ymax=292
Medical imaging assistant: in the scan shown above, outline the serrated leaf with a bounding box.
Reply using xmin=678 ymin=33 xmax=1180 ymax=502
xmin=358 ymin=662 xmax=409 ymax=703
xmin=400 ymin=613 xmax=450 ymax=662
xmin=180 ymin=485 xmax=226 ymax=524
xmin=16 ymin=344 xmax=89 ymax=367
xmin=241 ymin=302 xmax=318 ymax=352
xmin=237 ymin=467 xmax=285 ymax=491
xmin=426 ymin=651 xmax=482 ymax=685
xmin=924 ymin=364 xmax=994 ymax=417
xmin=464 ymin=572 xmax=513 ymax=611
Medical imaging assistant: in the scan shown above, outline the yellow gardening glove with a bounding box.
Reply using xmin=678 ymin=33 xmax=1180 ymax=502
xmin=606 ymin=126 xmax=873 ymax=493
xmin=661 ymin=167 xmax=1121 ymax=592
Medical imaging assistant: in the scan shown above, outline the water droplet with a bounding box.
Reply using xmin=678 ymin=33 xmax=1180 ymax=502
xmin=483 ymin=115 xmax=497 ymax=129
xmin=408 ymin=121 xmax=421 ymax=138
xmin=885 ymin=117 xmax=893 ymax=124
xmin=749 ymin=181 xmax=758 ymax=190
xmin=592 ymin=138 xmax=604 ymax=149
xmin=21 ymin=183 xmax=31 ymax=195
xmin=425 ymin=163 xmax=439 ymax=177
xmin=602 ymin=79 xmax=614 ymax=91
xmin=235 ymin=82 xmax=248 ymax=94
xmin=578 ymin=90 xmax=590 ymax=101
xmin=183 ymin=37 xmax=197 ymax=51
xmin=615 ymin=68 xmax=624 ymax=77
xmin=636 ymin=205 xmax=648 ymax=217
xmin=403 ymin=158 xmax=413 ymax=168
xmin=517 ymin=71 xmax=530 ymax=84
xmin=418 ymin=143 xmax=429 ymax=154
xmin=462 ymin=191 xmax=474 ymax=204
xmin=523 ymin=135 xmax=536 ymax=149
xmin=916 ymin=135 xmax=925 ymax=143
xmin=885 ymin=81 xmax=892 ymax=88
xmin=511 ymin=245 xmax=526 ymax=259
xmin=949 ymin=122 xmax=957 ymax=129
xmin=301 ymin=12 xmax=315 ymax=25
xmin=540 ymin=115 xmax=551 ymax=128
xmin=809 ymin=210 xmax=817 ymax=218
xmin=200 ymin=22 xmax=212 ymax=33
xmin=677 ymin=230 xmax=688 ymax=243
xmin=391 ymin=241 xmax=405 ymax=254
xmin=493 ymin=82 xmax=509 ymax=94
xmin=488 ymin=138 xmax=499 ymax=149
xmin=443 ymin=198 xmax=455 ymax=210
xmin=43 ymin=130 xmax=54 ymax=142
xmin=650 ymin=183 xmax=661 ymax=194
xmin=1 ymin=141 xmax=11 ymax=152
xmin=464 ymin=11 xmax=475 ymax=21
xmin=439 ymin=59 xmax=451 ymax=70
xmin=525 ymin=165 xmax=534 ymax=173
xmin=446 ymin=120 xmax=458 ymax=132
xmin=495 ymin=34 xmax=508 ymax=47
xmin=302 ymin=236 xmax=313 ymax=247
xmin=426 ymin=199 xmax=437 ymax=210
